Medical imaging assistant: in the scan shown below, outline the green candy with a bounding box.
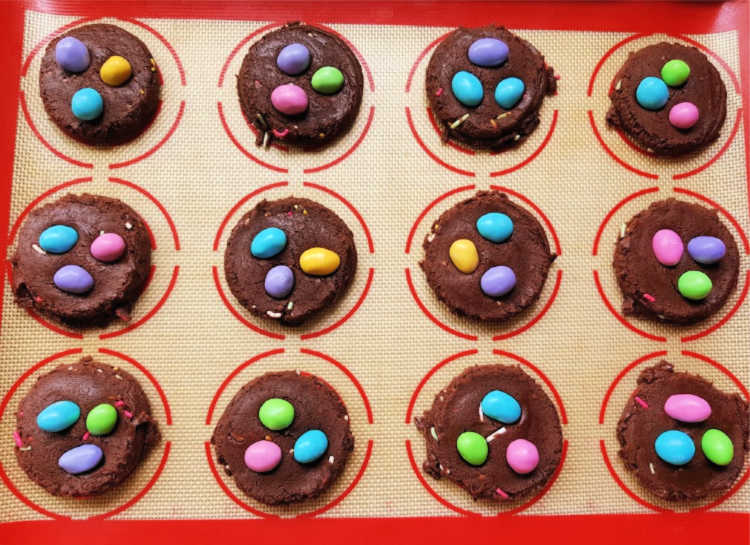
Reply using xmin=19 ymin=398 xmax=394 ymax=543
xmin=311 ymin=66 xmax=344 ymax=94
xmin=661 ymin=59 xmax=690 ymax=87
xmin=86 ymin=403 xmax=118 ymax=435
xmin=258 ymin=398 xmax=294 ymax=431
xmin=456 ymin=431 xmax=488 ymax=466
xmin=677 ymin=270 xmax=712 ymax=300
xmin=702 ymin=428 xmax=734 ymax=466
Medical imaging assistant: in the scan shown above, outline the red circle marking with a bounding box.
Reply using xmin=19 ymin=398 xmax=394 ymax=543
xmin=691 ymin=464 xmax=750 ymax=513
xmin=308 ymin=22 xmax=375 ymax=92
xmin=489 ymin=110 xmax=559 ymax=177
xmin=673 ymin=108 xmax=744 ymax=180
xmin=489 ymin=185 xmax=562 ymax=255
xmin=304 ymin=105 xmax=376 ymax=174
xmin=218 ymin=22 xmax=283 ymax=88
xmin=217 ymin=101 xmax=288 ymax=173
xmin=587 ymin=33 xmax=650 ymax=97
xmin=600 ymin=440 xmax=671 ymax=513
xmin=405 ymin=106 xmax=476 ymax=177
xmin=117 ymin=17 xmax=186 ymax=86
xmin=668 ymin=33 xmax=741 ymax=95
xmin=587 ymin=110 xmax=659 ymax=179
xmin=405 ymin=31 xmax=452 ymax=93
xmin=681 ymin=350 xmax=750 ymax=400
xmin=493 ymin=269 xmax=563 ymax=342
xmin=426 ymin=107 xmax=475 ymax=155
xmin=405 ymin=184 xmax=476 ymax=254
xmin=682 ymin=270 xmax=750 ymax=343
xmin=592 ymin=187 xmax=660 ymax=256
xmin=615 ymin=126 xmax=654 ymax=157
xmin=501 ymin=440 xmax=568 ymax=516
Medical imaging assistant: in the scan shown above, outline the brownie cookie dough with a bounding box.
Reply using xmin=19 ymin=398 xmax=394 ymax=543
xmin=416 ymin=365 xmax=563 ymax=501
xmin=40 ymin=24 xmax=161 ymax=146
xmin=212 ymin=371 xmax=354 ymax=505
xmin=607 ymin=42 xmax=727 ymax=156
xmin=14 ymin=356 xmax=160 ymax=497
xmin=11 ymin=194 xmax=151 ymax=326
xmin=224 ymin=197 xmax=357 ymax=325
xmin=420 ymin=191 xmax=555 ymax=322
xmin=614 ymin=199 xmax=739 ymax=324
xmin=617 ymin=361 xmax=749 ymax=501
xmin=425 ymin=26 xmax=556 ymax=150
xmin=238 ymin=22 xmax=364 ymax=148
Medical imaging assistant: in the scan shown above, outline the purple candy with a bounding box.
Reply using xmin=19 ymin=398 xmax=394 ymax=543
xmin=480 ymin=265 xmax=516 ymax=297
xmin=55 ymin=36 xmax=90 ymax=73
xmin=276 ymin=43 xmax=311 ymax=76
xmin=58 ymin=444 xmax=103 ymax=474
xmin=264 ymin=265 xmax=294 ymax=299
xmin=687 ymin=236 xmax=726 ymax=265
xmin=53 ymin=264 xmax=94 ymax=294
xmin=468 ymin=38 xmax=509 ymax=67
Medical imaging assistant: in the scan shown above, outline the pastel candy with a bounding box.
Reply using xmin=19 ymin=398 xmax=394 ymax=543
xmin=669 ymin=102 xmax=699 ymax=130
xmin=299 ymin=247 xmax=340 ymax=276
xmin=264 ymin=265 xmax=294 ymax=299
xmin=456 ymin=431 xmax=488 ymax=466
xmin=58 ymin=444 xmax=103 ymax=474
xmin=71 ymin=88 xmax=103 ymax=121
xmin=100 ymin=55 xmax=132 ymax=86
xmin=90 ymin=233 xmax=126 ymax=262
xmin=55 ymin=36 xmax=90 ymax=72
xmin=276 ymin=43 xmax=310 ymax=76
xmin=311 ymin=66 xmax=344 ymax=94
xmin=652 ymin=229 xmax=683 ymax=266
xmin=687 ymin=236 xmax=725 ymax=265
xmin=480 ymin=390 xmax=521 ymax=424
xmin=251 ymin=227 xmax=287 ymax=259
xmin=244 ymin=440 xmax=282 ymax=472
xmin=293 ymin=429 xmax=328 ymax=463
xmin=449 ymin=239 xmax=479 ymax=274
xmin=36 ymin=400 xmax=80 ymax=432
xmin=654 ymin=429 xmax=695 ymax=465
xmin=39 ymin=225 xmax=78 ymax=254
xmin=480 ymin=266 xmax=516 ymax=297
xmin=86 ymin=403 xmax=118 ymax=435
xmin=701 ymin=429 xmax=734 ymax=466
xmin=506 ymin=438 xmax=539 ymax=474
xmin=636 ymin=77 xmax=669 ymax=110
xmin=270 ymin=84 xmax=308 ymax=115
xmin=678 ymin=270 xmax=712 ymax=300
xmin=54 ymin=265 xmax=94 ymax=294
xmin=258 ymin=398 xmax=294 ymax=431
xmin=661 ymin=59 xmax=690 ymax=87
xmin=476 ymin=212 xmax=513 ymax=243
xmin=494 ymin=77 xmax=525 ymax=109
xmin=468 ymin=38 xmax=508 ymax=67
xmin=664 ymin=394 xmax=711 ymax=423
xmin=451 ymin=71 xmax=483 ymax=107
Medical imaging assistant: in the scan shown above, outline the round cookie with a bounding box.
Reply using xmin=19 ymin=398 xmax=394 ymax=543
xmin=40 ymin=24 xmax=161 ymax=146
xmin=606 ymin=42 xmax=727 ymax=156
xmin=613 ymin=199 xmax=739 ymax=324
xmin=14 ymin=356 xmax=160 ymax=497
xmin=617 ymin=361 xmax=749 ymax=501
xmin=420 ymin=190 xmax=555 ymax=322
xmin=211 ymin=371 xmax=354 ymax=505
xmin=224 ymin=196 xmax=357 ymax=325
xmin=238 ymin=22 xmax=364 ymax=148
xmin=416 ymin=364 xmax=563 ymax=501
xmin=426 ymin=26 xmax=556 ymax=150
xmin=11 ymin=193 xmax=152 ymax=326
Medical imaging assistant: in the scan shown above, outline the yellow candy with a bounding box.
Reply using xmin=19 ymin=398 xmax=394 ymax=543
xmin=449 ymin=239 xmax=479 ymax=274
xmin=300 ymin=247 xmax=340 ymax=276
xmin=100 ymin=56 xmax=132 ymax=86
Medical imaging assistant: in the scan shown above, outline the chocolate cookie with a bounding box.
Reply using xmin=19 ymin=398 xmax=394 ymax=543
xmin=420 ymin=191 xmax=555 ymax=322
xmin=238 ymin=22 xmax=363 ymax=148
xmin=39 ymin=24 xmax=161 ymax=146
xmin=224 ymin=197 xmax=357 ymax=325
xmin=613 ymin=199 xmax=739 ymax=324
xmin=606 ymin=42 xmax=727 ymax=156
xmin=617 ymin=361 xmax=749 ymax=501
xmin=14 ymin=356 xmax=160 ymax=497
xmin=416 ymin=365 xmax=562 ymax=501
xmin=425 ymin=26 xmax=556 ymax=150
xmin=211 ymin=371 xmax=354 ymax=505
xmin=11 ymin=193 xmax=152 ymax=326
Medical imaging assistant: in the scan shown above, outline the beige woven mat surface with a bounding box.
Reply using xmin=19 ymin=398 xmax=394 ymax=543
xmin=1 ymin=11 xmax=748 ymax=520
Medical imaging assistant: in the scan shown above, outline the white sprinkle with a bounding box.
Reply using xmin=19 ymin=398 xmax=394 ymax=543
xmin=615 ymin=79 xmax=622 ymax=91
xmin=513 ymin=134 xmax=521 ymax=141
xmin=439 ymin=395 xmax=444 ymax=402
xmin=619 ymin=224 xmax=626 ymax=239
xmin=289 ymin=449 xmax=294 ymax=454
xmin=426 ymin=233 xmax=436 ymax=243
xmin=32 ymin=244 xmax=46 ymax=255
xmin=449 ymin=113 xmax=470 ymax=129
xmin=114 ymin=374 xmax=123 ymax=380
xmin=251 ymin=305 xmax=257 ymax=310
xmin=649 ymin=462 xmax=655 ymax=474
xmin=430 ymin=427 xmax=438 ymax=441
xmin=445 ymin=468 xmax=451 ymax=475
xmin=479 ymin=405 xmax=484 ymax=423
xmin=99 ymin=230 xmax=105 ymax=236
xmin=96 ymin=369 xmax=103 ymax=373
xmin=344 ymin=415 xmax=349 ymax=421
xmin=125 ymin=222 xmax=133 ymax=230
xmin=646 ymin=148 xmax=654 ymax=153
xmin=486 ymin=427 xmax=507 ymax=443
xmin=496 ymin=111 xmax=512 ymax=120
xmin=19 ymin=446 xmax=32 ymax=451
xmin=286 ymin=301 xmax=294 ymax=311
xmin=438 ymin=463 xmax=445 ymax=473
xmin=266 ymin=310 xmax=282 ymax=319
xmin=295 ymin=369 xmax=301 ymax=375
xmin=657 ymin=314 xmax=666 ymax=320
xmin=262 ymin=131 xmax=270 ymax=147
xmin=328 ymin=455 xmax=334 ymax=464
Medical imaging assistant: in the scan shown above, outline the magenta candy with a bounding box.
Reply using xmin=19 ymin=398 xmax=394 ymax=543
xmin=669 ymin=102 xmax=699 ymax=130
xmin=664 ymin=394 xmax=712 ymax=423
xmin=652 ymin=229 xmax=684 ymax=266
xmin=270 ymin=84 xmax=308 ymax=116
xmin=90 ymin=233 xmax=126 ymax=262
xmin=506 ymin=438 xmax=539 ymax=474
xmin=244 ymin=440 xmax=282 ymax=472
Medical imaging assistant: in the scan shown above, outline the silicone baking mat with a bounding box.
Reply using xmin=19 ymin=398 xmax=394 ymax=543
xmin=0 ymin=1 xmax=749 ymax=543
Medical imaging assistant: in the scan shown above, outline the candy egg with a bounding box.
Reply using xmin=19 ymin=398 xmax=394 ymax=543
xmin=651 ymin=229 xmax=683 ymax=266
xmin=678 ymin=270 xmax=712 ymax=300
xmin=468 ymin=38 xmax=509 ymax=67
xmin=480 ymin=390 xmax=521 ymax=424
xmin=71 ymin=88 xmax=103 ymax=121
xmin=258 ymin=398 xmax=294 ymax=431
xmin=456 ymin=431 xmax=488 ymax=466
xmin=669 ymin=102 xmax=699 ymax=130
xmin=476 ymin=212 xmax=513 ymax=243
xmin=36 ymin=400 xmax=80 ymax=432
xmin=58 ymin=444 xmax=103 ymax=474
xmin=276 ymin=43 xmax=311 ymax=76
xmin=39 ymin=225 xmax=78 ymax=254
xmin=636 ymin=77 xmax=669 ymax=110
xmin=661 ymin=59 xmax=690 ymax=87
xmin=90 ymin=233 xmax=126 ymax=262
xmin=55 ymin=36 xmax=90 ymax=73
xmin=701 ymin=429 xmax=734 ymax=466
xmin=480 ymin=266 xmax=516 ymax=297
xmin=299 ymin=247 xmax=340 ymax=276
xmin=270 ymin=83 xmax=308 ymax=115
xmin=687 ymin=236 xmax=725 ymax=265
xmin=293 ymin=429 xmax=328 ymax=463
xmin=506 ymin=438 xmax=539 ymax=474
xmin=664 ymin=394 xmax=711 ymax=423
xmin=451 ymin=71 xmax=483 ymax=107
xmin=100 ymin=55 xmax=132 ymax=86
xmin=311 ymin=66 xmax=344 ymax=94
xmin=449 ymin=239 xmax=479 ymax=274
xmin=654 ymin=429 xmax=695 ymax=465
xmin=53 ymin=265 xmax=94 ymax=294
xmin=86 ymin=403 xmax=118 ymax=435
xmin=264 ymin=265 xmax=294 ymax=299
xmin=250 ymin=227 xmax=287 ymax=259
xmin=494 ymin=77 xmax=525 ymax=109
xmin=244 ymin=440 xmax=282 ymax=472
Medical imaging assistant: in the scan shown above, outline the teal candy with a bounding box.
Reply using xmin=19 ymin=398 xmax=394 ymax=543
xmin=480 ymin=390 xmax=521 ymax=424
xmin=293 ymin=429 xmax=328 ymax=463
xmin=71 ymin=87 xmax=103 ymax=121
xmin=654 ymin=429 xmax=695 ymax=466
xmin=37 ymin=400 xmax=80 ymax=432
xmin=451 ymin=71 xmax=483 ymax=107
xmin=494 ymin=77 xmax=525 ymax=109
xmin=476 ymin=212 xmax=513 ymax=243
xmin=39 ymin=225 xmax=78 ymax=253
xmin=250 ymin=227 xmax=287 ymax=259
xmin=636 ymin=77 xmax=669 ymax=110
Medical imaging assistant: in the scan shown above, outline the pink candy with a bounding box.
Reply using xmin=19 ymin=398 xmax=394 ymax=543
xmin=664 ymin=394 xmax=711 ymax=423
xmin=652 ymin=229 xmax=684 ymax=266
xmin=90 ymin=233 xmax=126 ymax=262
xmin=244 ymin=440 xmax=282 ymax=472
xmin=270 ymin=83 xmax=308 ymax=116
xmin=669 ymin=102 xmax=699 ymax=130
xmin=506 ymin=438 xmax=539 ymax=474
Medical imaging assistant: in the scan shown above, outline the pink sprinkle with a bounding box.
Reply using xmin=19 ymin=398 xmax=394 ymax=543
xmin=12 ymin=431 xmax=23 ymax=448
xmin=272 ymin=128 xmax=289 ymax=138
xmin=124 ymin=410 xmax=133 ymax=419
xmin=554 ymin=75 xmax=561 ymax=80
xmin=495 ymin=487 xmax=509 ymax=499
xmin=635 ymin=396 xmax=649 ymax=408
xmin=435 ymin=87 xmax=444 ymax=96
xmin=115 ymin=401 xmax=124 ymax=407
xmin=82 ymin=432 xmax=90 ymax=441
xmin=643 ymin=293 xmax=655 ymax=302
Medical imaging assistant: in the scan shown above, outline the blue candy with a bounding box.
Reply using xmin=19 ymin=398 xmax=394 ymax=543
xmin=264 ymin=265 xmax=294 ymax=299
xmin=58 ymin=444 xmax=103 ymax=474
xmin=451 ymin=71 xmax=483 ymax=107
xmin=55 ymin=36 xmax=90 ymax=73
xmin=687 ymin=236 xmax=726 ymax=265
xmin=36 ymin=400 xmax=80 ymax=432
xmin=39 ymin=225 xmax=78 ymax=254
xmin=293 ymin=429 xmax=328 ymax=463
xmin=636 ymin=77 xmax=669 ymax=110
xmin=276 ymin=43 xmax=311 ymax=76
xmin=71 ymin=88 xmax=103 ymax=121
xmin=481 ymin=390 xmax=521 ymax=424
xmin=480 ymin=265 xmax=516 ymax=297
xmin=494 ymin=77 xmax=525 ymax=109
xmin=476 ymin=212 xmax=513 ymax=243
xmin=250 ymin=227 xmax=287 ymax=259
xmin=468 ymin=38 xmax=508 ymax=67
xmin=654 ymin=430 xmax=695 ymax=466
xmin=53 ymin=264 xmax=94 ymax=294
